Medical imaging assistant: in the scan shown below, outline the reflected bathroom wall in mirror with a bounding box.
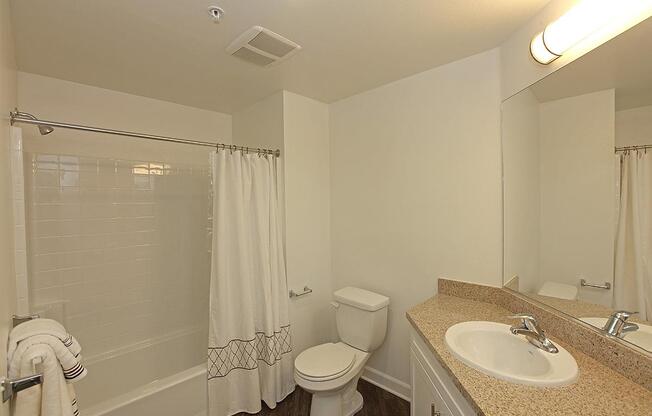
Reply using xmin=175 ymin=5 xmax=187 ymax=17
xmin=502 ymin=17 xmax=652 ymax=353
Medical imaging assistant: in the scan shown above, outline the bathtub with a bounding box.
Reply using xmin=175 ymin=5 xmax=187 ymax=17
xmin=78 ymin=326 xmax=207 ymax=416
xmin=83 ymin=365 xmax=206 ymax=416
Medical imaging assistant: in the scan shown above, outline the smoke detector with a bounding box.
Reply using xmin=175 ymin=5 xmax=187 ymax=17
xmin=226 ymin=26 xmax=301 ymax=67
xmin=207 ymin=6 xmax=224 ymax=23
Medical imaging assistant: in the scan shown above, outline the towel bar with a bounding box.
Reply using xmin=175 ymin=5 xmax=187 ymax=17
xmin=1 ymin=373 xmax=43 ymax=403
xmin=4 ymin=315 xmax=44 ymax=402
xmin=12 ymin=313 xmax=40 ymax=328
xmin=289 ymin=286 xmax=313 ymax=298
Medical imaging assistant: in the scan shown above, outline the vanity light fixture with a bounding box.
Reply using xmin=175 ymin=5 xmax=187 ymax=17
xmin=530 ymin=0 xmax=652 ymax=64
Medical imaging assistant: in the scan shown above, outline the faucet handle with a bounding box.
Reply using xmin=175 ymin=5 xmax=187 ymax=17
xmin=508 ymin=314 xmax=539 ymax=330
xmin=508 ymin=313 xmax=536 ymax=322
xmin=612 ymin=310 xmax=637 ymax=321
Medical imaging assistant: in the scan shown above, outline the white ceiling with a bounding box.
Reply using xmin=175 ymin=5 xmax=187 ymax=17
xmin=531 ymin=16 xmax=652 ymax=110
xmin=10 ymin=0 xmax=549 ymax=114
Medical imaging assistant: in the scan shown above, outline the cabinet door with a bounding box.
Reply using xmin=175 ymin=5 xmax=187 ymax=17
xmin=411 ymin=353 xmax=452 ymax=416
xmin=410 ymin=328 xmax=476 ymax=416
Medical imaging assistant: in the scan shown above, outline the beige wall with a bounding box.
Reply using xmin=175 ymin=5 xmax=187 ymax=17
xmin=17 ymin=72 xmax=232 ymax=164
xmin=616 ymin=105 xmax=652 ymax=147
xmin=502 ymin=89 xmax=541 ymax=293
xmin=539 ymin=90 xmax=615 ymax=306
xmin=282 ymin=91 xmax=335 ymax=358
xmin=330 ymin=48 xmax=502 ymax=389
xmin=232 ymin=91 xmax=284 ymax=151
xmin=0 ymin=0 xmax=17 ymax=414
xmin=503 ymin=88 xmax=617 ymax=306
xmin=233 ymin=91 xmax=336 ymax=360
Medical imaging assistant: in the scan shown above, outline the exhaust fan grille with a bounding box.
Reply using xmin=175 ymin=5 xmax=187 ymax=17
xmin=227 ymin=26 xmax=301 ymax=67
xmin=232 ymin=47 xmax=276 ymax=66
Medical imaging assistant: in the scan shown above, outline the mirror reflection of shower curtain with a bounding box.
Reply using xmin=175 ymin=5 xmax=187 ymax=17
xmin=207 ymin=150 xmax=294 ymax=416
xmin=614 ymin=150 xmax=652 ymax=320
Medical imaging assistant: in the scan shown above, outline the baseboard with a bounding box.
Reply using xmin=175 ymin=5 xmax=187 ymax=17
xmin=361 ymin=366 xmax=411 ymax=402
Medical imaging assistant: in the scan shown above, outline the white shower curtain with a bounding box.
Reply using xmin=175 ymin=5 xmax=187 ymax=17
xmin=207 ymin=150 xmax=294 ymax=416
xmin=614 ymin=150 xmax=652 ymax=320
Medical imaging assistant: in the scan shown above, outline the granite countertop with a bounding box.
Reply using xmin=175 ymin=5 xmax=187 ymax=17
xmin=407 ymin=294 xmax=652 ymax=416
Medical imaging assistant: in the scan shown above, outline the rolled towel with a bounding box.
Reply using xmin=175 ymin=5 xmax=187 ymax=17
xmin=8 ymin=319 xmax=83 ymax=367
xmin=9 ymin=335 xmax=88 ymax=383
xmin=8 ymin=319 xmax=87 ymax=383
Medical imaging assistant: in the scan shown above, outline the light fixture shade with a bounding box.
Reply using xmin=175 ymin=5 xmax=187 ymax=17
xmin=530 ymin=32 xmax=559 ymax=64
xmin=529 ymin=0 xmax=652 ymax=65
xmin=543 ymin=0 xmax=614 ymax=56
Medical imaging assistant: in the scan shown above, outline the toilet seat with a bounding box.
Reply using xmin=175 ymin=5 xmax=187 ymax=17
xmin=295 ymin=343 xmax=356 ymax=382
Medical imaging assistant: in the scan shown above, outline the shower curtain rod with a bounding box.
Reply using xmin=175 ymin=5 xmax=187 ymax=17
xmin=9 ymin=110 xmax=281 ymax=157
xmin=615 ymin=144 xmax=652 ymax=152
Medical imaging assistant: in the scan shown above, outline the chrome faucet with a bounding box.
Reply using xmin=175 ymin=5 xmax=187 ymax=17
xmin=602 ymin=310 xmax=639 ymax=338
xmin=509 ymin=314 xmax=559 ymax=354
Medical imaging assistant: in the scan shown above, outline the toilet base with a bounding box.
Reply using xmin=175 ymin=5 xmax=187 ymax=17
xmin=308 ymin=376 xmax=364 ymax=416
xmin=344 ymin=391 xmax=363 ymax=415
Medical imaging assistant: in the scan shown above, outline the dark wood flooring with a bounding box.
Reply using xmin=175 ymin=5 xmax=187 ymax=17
xmin=236 ymin=379 xmax=410 ymax=416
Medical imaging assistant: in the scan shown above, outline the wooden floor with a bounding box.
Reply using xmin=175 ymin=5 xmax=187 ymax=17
xmin=236 ymin=379 xmax=410 ymax=416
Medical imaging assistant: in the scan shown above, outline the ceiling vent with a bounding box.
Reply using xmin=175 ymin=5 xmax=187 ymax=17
xmin=226 ymin=26 xmax=301 ymax=67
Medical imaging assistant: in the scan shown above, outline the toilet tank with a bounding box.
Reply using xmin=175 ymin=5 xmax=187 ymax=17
xmin=333 ymin=287 xmax=389 ymax=352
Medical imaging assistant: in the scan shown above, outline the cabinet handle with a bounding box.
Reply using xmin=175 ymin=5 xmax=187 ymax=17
xmin=431 ymin=403 xmax=441 ymax=416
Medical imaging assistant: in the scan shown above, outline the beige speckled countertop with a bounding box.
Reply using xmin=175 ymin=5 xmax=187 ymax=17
xmin=407 ymin=294 xmax=652 ymax=416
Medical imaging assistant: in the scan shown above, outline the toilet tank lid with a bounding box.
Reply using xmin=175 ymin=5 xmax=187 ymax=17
xmin=334 ymin=287 xmax=389 ymax=311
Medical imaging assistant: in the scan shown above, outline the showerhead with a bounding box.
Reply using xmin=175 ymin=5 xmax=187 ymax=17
xmin=38 ymin=125 xmax=54 ymax=135
xmin=12 ymin=110 xmax=54 ymax=135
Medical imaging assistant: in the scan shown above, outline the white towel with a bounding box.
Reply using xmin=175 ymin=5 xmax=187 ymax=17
xmin=8 ymin=319 xmax=86 ymax=382
xmin=11 ymin=342 xmax=80 ymax=416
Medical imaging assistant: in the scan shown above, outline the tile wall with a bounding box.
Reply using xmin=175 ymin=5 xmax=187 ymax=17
xmin=24 ymin=152 xmax=211 ymax=360
xmin=10 ymin=127 xmax=29 ymax=314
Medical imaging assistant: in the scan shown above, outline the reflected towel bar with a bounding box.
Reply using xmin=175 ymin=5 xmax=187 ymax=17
xmin=580 ymin=279 xmax=611 ymax=290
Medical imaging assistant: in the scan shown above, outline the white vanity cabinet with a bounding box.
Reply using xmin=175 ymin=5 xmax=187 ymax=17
xmin=409 ymin=327 xmax=476 ymax=416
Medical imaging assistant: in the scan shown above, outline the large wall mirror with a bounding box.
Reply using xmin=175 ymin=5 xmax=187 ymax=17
xmin=502 ymin=17 xmax=652 ymax=353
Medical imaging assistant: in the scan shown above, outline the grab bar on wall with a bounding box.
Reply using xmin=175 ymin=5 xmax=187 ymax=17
xmin=289 ymin=286 xmax=313 ymax=298
xmin=580 ymin=279 xmax=611 ymax=290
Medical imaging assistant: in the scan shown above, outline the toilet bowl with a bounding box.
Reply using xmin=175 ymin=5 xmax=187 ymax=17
xmin=537 ymin=281 xmax=578 ymax=300
xmin=293 ymin=287 xmax=389 ymax=416
xmin=295 ymin=343 xmax=369 ymax=416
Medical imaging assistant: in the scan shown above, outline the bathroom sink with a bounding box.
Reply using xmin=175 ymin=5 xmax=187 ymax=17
xmin=580 ymin=317 xmax=652 ymax=351
xmin=444 ymin=321 xmax=578 ymax=387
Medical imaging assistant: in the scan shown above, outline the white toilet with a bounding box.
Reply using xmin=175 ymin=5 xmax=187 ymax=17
xmin=294 ymin=287 xmax=389 ymax=416
xmin=537 ymin=281 xmax=578 ymax=300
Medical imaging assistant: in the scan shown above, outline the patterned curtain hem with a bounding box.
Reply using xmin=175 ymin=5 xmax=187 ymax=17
xmin=208 ymin=325 xmax=292 ymax=379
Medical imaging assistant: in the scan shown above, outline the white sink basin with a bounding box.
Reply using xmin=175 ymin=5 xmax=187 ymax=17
xmin=580 ymin=317 xmax=652 ymax=352
xmin=445 ymin=321 xmax=578 ymax=387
